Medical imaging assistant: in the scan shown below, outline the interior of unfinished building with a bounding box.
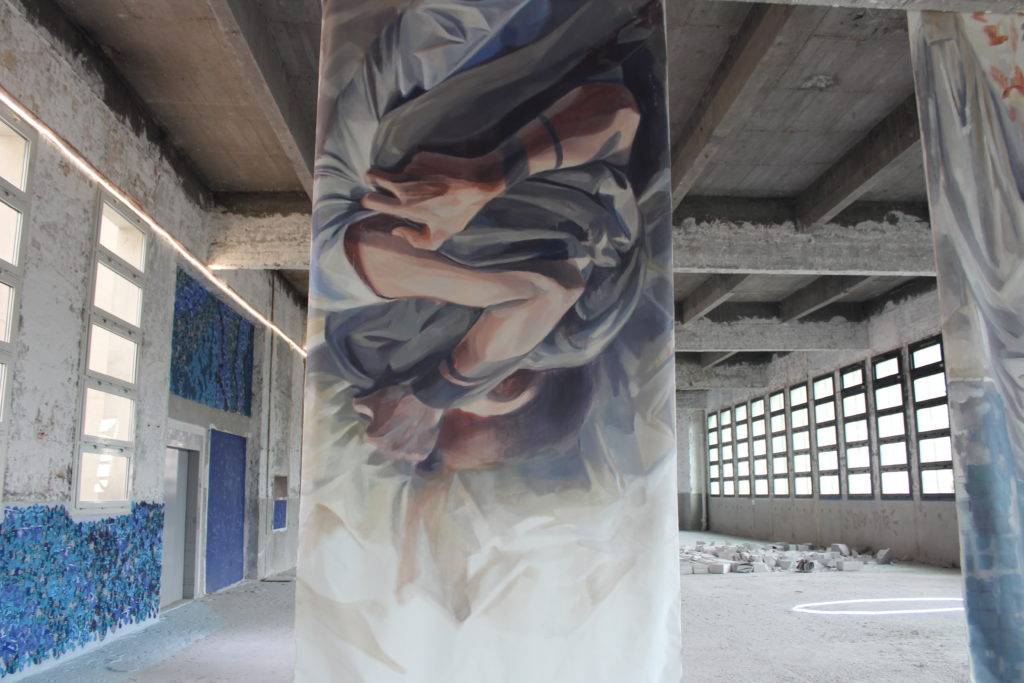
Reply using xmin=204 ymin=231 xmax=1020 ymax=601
xmin=0 ymin=0 xmax=1020 ymax=681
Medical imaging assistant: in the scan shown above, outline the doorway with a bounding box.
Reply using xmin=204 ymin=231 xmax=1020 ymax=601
xmin=160 ymin=447 xmax=199 ymax=608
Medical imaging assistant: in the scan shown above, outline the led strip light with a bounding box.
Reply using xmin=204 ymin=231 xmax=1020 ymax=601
xmin=0 ymin=86 xmax=307 ymax=358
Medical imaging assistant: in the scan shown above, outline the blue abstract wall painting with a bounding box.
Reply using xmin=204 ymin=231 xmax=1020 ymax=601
xmin=297 ymin=1 xmax=681 ymax=681
xmin=170 ymin=267 xmax=254 ymax=416
xmin=0 ymin=503 xmax=164 ymax=677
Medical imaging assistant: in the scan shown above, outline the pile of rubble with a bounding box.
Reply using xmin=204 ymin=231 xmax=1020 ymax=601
xmin=679 ymin=540 xmax=894 ymax=575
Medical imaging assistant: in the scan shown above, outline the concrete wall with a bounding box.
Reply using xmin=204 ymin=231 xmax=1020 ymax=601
xmin=0 ymin=0 xmax=306 ymax=674
xmin=693 ymin=288 xmax=960 ymax=566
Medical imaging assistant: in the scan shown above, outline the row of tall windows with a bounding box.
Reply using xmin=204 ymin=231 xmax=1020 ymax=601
xmin=707 ymin=337 xmax=955 ymax=501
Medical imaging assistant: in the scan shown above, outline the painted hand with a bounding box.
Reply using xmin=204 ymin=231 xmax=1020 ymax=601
xmin=361 ymin=151 xmax=506 ymax=251
xmin=353 ymin=385 xmax=443 ymax=463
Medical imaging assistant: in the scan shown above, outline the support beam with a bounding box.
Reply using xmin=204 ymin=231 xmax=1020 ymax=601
xmin=208 ymin=206 xmax=312 ymax=270
xmin=701 ymin=351 xmax=738 ymax=368
xmin=705 ymin=0 xmax=1021 ymax=13
xmin=208 ymin=0 xmax=316 ymax=196
xmin=670 ymin=4 xmax=795 ymax=206
xmin=795 ymin=96 xmax=921 ymax=229
xmin=779 ymin=275 xmax=871 ymax=321
xmin=680 ymin=274 xmax=751 ymax=325
xmin=673 ymin=212 xmax=935 ymax=276
xmin=676 ymin=359 xmax=768 ymax=391
xmin=675 ymin=318 xmax=868 ymax=352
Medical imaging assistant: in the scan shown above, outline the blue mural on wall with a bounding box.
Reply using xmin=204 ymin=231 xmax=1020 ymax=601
xmin=170 ymin=268 xmax=255 ymax=416
xmin=0 ymin=503 xmax=164 ymax=677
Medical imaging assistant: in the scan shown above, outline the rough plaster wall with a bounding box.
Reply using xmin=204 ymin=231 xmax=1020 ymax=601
xmin=0 ymin=0 xmax=307 ymax=578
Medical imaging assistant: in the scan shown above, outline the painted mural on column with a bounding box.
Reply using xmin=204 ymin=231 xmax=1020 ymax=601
xmin=296 ymin=1 xmax=681 ymax=681
xmin=909 ymin=11 xmax=1024 ymax=682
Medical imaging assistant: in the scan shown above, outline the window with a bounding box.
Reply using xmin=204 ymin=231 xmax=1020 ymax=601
xmin=911 ymin=337 xmax=954 ymax=498
xmin=873 ymin=350 xmax=911 ymax=497
xmin=750 ymin=398 xmax=768 ymax=497
xmin=812 ymin=373 xmax=841 ymax=497
xmin=790 ymin=383 xmax=813 ymax=497
xmin=733 ymin=402 xmax=751 ymax=496
xmin=841 ymin=362 xmax=873 ymax=497
xmin=76 ymin=197 xmax=148 ymax=509
xmin=720 ymin=408 xmax=735 ymax=496
xmin=707 ymin=412 xmax=720 ymax=496
xmin=0 ymin=107 xmax=33 ymax=423
xmin=769 ymin=391 xmax=789 ymax=496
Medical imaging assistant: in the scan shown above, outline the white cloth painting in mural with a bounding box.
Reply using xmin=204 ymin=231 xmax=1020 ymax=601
xmin=296 ymin=1 xmax=682 ymax=681
xmin=909 ymin=10 xmax=1024 ymax=683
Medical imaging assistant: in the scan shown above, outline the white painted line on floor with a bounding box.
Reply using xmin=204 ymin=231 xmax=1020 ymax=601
xmin=792 ymin=597 xmax=965 ymax=616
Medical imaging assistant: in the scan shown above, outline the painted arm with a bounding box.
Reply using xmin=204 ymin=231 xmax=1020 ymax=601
xmin=360 ymin=83 xmax=641 ymax=250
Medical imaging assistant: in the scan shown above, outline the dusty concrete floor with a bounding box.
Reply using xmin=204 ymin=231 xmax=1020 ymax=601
xmin=15 ymin=533 xmax=969 ymax=682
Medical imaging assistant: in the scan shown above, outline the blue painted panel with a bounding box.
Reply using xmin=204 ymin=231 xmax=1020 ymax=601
xmin=205 ymin=430 xmax=246 ymax=593
xmin=0 ymin=503 xmax=163 ymax=677
xmin=170 ymin=268 xmax=254 ymax=416
xmin=272 ymin=500 xmax=287 ymax=530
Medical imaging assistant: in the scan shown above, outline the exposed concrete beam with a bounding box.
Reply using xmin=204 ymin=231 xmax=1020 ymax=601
xmin=701 ymin=351 xmax=739 ymax=368
xmin=779 ymin=275 xmax=872 ymax=321
xmin=794 ymin=96 xmax=921 ymax=229
xmin=670 ymin=4 xmax=795 ymax=207
xmin=673 ymin=212 xmax=936 ymax=276
xmin=676 ymin=359 xmax=769 ymax=391
xmin=208 ymin=0 xmax=316 ymax=196
xmin=681 ymin=274 xmax=751 ymax=325
xmin=705 ymin=0 xmax=1021 ymax=13
xmin=675 ymin=318 xmax=868 ymax=352
xmin=208 ymin=206 xmax=312 ymax=269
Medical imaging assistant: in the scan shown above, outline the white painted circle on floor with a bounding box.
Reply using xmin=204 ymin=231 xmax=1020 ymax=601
xmin=792 ymin=597 xmax=964 ymax=616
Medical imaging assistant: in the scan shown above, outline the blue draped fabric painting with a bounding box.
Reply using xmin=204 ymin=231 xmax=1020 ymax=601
xmin=296 ymin=1 xmax=681 ymax=680
xmin=909 ymin=11 xmax=1024 ymax=682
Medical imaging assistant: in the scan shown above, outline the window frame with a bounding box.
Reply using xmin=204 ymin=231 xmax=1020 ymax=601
xmin=840 ymin=361 xmax=875 ymax=499
xmin=789 ymin=381 xmax=814 ymax=498
xmin=768 ymin=390 xmax=790 ymax=498
xmin=910 ymin=336 xmax=955 ymax=500
xmin=73 ymin=193 xmax=150 ymax=512
xmin=872 ymin=349 xmax=913 ymax=500
xmin=812 ymin=371 xmax=842 ymax=499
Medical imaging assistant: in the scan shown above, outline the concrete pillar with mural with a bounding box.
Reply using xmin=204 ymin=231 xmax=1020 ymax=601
xmin=908 ymin=11 xmax=1024 ymax=681
xmin=295 ymin=1 xmax=682 ymax=681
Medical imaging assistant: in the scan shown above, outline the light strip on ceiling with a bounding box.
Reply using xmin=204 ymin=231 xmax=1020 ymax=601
xmin=0 ymin=85 xmax=307 ymax=358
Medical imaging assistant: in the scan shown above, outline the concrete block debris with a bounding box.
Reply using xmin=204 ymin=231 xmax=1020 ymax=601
xmin=679 ymin=538 xmax=896 ymax=576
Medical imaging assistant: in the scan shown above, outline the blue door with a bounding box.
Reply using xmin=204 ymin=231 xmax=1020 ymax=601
xmin=206 ymin=430 xmax=246 ymax=593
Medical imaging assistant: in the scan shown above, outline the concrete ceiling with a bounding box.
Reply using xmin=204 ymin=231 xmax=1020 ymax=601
xmin=50 ymin=0 xmax=974 ymax=372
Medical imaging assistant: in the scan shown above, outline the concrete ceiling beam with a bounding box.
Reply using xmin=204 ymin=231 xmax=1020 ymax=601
xmin=673 ymin=213 xmax=935 ymax=276
xmin=670 ymin=4 xmax=796 ymax=207
xmin=704 ymin=0 xmax=1022 ymax=13
xmin=675 ymin=318 xmax=868 ymax=352
xmin=207 ymin=204 xmax=312 ymax=269
xmin=208 ymin=0 xmax=317 ymax=197
xmin=779 ymin=275 xmax=872 ymax=321
xmin=794 ymin=96 xmax=921 ymax=230
xmin=680 ymin=274 xmax=752 ymax=325
xmin=676 ymin=359 xmax=769 ymax=391
xmin=701 ymin=351 xmax=739 ymax=368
